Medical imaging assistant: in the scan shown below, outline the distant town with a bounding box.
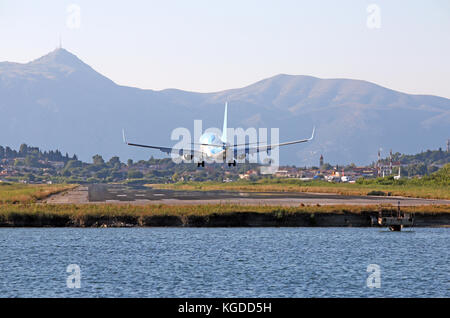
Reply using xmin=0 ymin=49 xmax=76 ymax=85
xmin=0 ymin=143 xmax=449 ymax=185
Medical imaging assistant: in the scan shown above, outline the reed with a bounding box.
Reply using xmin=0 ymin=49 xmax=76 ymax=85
xmin=0 ymin=203 xmax=448 ymax=218
xmin=0 ymin=183 xmax=77 ymax=203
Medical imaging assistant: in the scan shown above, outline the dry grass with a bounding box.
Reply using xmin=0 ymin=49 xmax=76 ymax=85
xmin=0 ymin=183 xmax=77 ymax=203
xmin=0 ymin=202 xmax=448 ymax=218
xmin=0 ymin=202 xmax=448 ymax=227
xmin=148 ymin=181 xmax=450 ymax=200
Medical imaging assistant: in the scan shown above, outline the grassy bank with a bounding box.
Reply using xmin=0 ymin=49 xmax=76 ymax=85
xmin=3 ymin=202 xmax=450 ymax=216
xmin=0 ymin=183 xmax=77 ymax=204
xmin=148 ymin=179 xmax=450 ymax=200
xmin=0 ymin=203 xmax=449 ymax=227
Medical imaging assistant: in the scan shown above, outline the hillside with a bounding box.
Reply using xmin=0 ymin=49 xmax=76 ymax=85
xmin=394 ymin=149 xmax=450 ymax=166
xmin=0 ymin=48 xmax=449 ymax=165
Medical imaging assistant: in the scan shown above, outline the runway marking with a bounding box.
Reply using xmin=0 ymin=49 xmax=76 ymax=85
xmin=85 ymin=185 xmax=450 ymax=206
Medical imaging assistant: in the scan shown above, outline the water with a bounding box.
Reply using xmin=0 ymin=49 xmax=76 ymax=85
xmin=0 ymin=228 xmax=448 ymax=298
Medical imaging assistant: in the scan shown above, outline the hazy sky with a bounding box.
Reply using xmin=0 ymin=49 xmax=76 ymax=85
xmin=1 ymin=0 xmax=449 ymax=98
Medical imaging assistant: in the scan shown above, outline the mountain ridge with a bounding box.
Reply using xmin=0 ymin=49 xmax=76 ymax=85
xmin=0 ymin=49 xmax=448 ymax=165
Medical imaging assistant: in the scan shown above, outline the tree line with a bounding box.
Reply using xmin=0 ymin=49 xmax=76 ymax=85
xmin=0 ymin=144 xmax=76 ymax=162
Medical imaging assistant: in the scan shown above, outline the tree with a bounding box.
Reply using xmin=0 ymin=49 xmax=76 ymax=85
xmin=108 ymin=156 xmax=121 ymax=167
xmin=431 ymin=163 xmax=450 ymax=185
xmin=95 ymin=168 xmax=109 ymax=179
xmin=111 ymin=170 xmax=125 ymax=180
xmin=92 ymin=154 xmax=105 ymax=165
xmin=62 ymin=169 xmax=72 ymax=177
xmin=24 ymin=155 xmax=39 ymax=167
xmin=19 ymin=144 xmax=28 ymax=155
xmin=427 ymin=165 xmax=439 ymax=175
xmin=127 ymin=159 xmax=133 ymax=167
xmin=405 ymin=163 xmax=427 ymax=176
xmin=127 ymin=170 xmax=143 ymax=179
xmin=65 ymin=160 xmax=82 ymax=169
xmin=5 ymin=146 xmax=16 ymax=158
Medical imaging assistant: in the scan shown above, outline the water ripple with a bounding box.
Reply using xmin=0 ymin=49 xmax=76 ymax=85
xmin=0 ymin=228 xmax=448 ymax=297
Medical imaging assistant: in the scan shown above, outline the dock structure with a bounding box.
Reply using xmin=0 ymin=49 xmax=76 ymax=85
xmin=372 ymin=201 xmax=414 ymax=231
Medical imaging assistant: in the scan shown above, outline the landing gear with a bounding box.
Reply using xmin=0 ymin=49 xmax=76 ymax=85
xmin=197 ymin=161 xmax=205 ymax=167
xmin=227 ymin=160 xmax=236 ymax=167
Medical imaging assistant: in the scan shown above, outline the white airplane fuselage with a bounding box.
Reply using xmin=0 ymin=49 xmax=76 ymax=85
xmin=199 ymin=132 xmax=229 ymax=161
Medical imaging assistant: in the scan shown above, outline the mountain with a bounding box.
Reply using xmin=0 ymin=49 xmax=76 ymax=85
xmin=0 ymin=48 xmax=449 ymax=165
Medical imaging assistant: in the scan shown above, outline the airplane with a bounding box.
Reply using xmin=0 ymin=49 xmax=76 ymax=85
xmin=123 ymin=103 xmax=315 ymax=167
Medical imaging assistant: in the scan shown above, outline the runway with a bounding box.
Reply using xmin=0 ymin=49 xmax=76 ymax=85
xmin=44 ymin=184 xmax=450 ymax=206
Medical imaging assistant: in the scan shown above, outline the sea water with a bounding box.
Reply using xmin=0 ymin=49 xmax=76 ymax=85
xmin=0 ymin=227 xmax=448 ymax=297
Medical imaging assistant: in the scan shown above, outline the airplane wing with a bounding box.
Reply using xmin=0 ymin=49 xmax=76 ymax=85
xmin=231 ymin=127 xmax=315 ymax=155
xmin=122 ymin=130 xmax=205 ymax=157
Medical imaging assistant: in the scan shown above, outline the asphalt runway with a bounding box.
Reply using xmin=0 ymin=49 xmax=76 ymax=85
xmin=73 ymin=184 xmax=450 ymax=206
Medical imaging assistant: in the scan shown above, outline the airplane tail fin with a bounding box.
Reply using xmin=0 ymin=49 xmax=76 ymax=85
xmin=222 ymin=102 xmax=228 ymax=143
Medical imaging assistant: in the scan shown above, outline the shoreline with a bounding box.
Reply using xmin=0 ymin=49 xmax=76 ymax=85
xmin=1 ymin=206 xmax=449 ymax=228
xmin=1 ymin=185 xmax=447 ymax=228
